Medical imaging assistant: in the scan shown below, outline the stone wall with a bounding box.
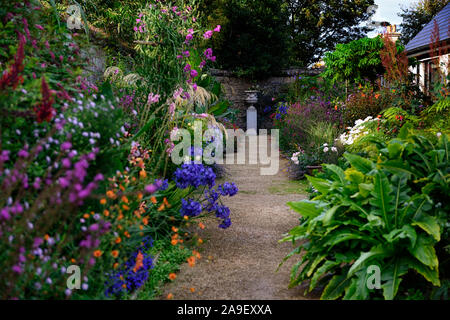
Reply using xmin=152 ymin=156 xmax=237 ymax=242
xmin=210 ymin=68 xmax=322 ymax=130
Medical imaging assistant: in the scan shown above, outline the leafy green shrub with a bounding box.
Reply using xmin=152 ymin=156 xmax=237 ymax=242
xmin=281 ymin=126 xmax=449 ymax=299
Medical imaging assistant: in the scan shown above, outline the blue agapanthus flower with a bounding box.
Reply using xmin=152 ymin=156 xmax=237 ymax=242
xmin=215 ymin=205 xmax=230 ymax=220
xmin=219 ymin=218 xmax=232 ymax=229
xmin=104 ymin=237 xmax=154 ymax=297
xmin=180 ymin=198 xmax=202 ymax=217
xmin=154 ymin=178 xmax=169 ymax=191
xmin=218 ymin=182 xmax=238 ymax=197
xmin=174 ymin=163 xmax=216 ymax=189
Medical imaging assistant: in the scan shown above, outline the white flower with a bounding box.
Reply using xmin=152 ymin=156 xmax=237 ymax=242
xmin=323 ymin=143 xmax=328 ymax=147
xmin=437 ymin=132 xmax=442 ymax=138
xmin=331 ymin=147 xmax=337 ymax=153
xmin=323 ymin=147 xmax=329 ymax=153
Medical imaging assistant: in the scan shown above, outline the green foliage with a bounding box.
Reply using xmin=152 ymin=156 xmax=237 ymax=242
xmin=281 ymin=128 xmax=450 ymax=299
xmin=323 ymin=37 xmax=386 ymax=84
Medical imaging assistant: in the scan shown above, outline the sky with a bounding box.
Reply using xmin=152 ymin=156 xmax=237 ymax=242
xmin=367 ymin=0 xmax=418 ymax=37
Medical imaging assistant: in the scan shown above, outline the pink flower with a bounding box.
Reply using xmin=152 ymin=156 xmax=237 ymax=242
xmin=147 ymin=93 xmax=160 ymax=105
xmin=35 ymin=24 xmax=44 ymax=31
xmin=203 ymin=30 xmax=213 ymax=39
xmin=193 ymin=83 xmax=198 ymax=91
xmin=190 ymin=69 xmax=198 ymax=78
xmin=145 ymin=184 xmax=157 ymax=194
xmin=214 ymin=25 xmax=221 ymax=32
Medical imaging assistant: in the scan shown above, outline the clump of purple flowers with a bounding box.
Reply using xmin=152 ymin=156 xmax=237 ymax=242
xmin=174 ymin=163 xmax=238 ymax=229
xmin=174 ymin=163 xmax=216 ymax=189
xmin=104 ymin=237 xmax=154 ymax=297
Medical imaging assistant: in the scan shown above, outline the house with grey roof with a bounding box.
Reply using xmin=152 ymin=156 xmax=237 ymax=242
xmin=406 ymin=2 xmax=450 ymax=94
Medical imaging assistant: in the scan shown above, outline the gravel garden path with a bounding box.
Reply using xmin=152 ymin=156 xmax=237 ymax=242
xmin=160 ymin=136 xmax=318 ymax=300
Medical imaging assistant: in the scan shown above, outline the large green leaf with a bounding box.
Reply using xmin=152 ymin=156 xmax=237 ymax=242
xmin=383 ymin=225 xmax=417 ymax=247
xmin=324 ymin=164 xmax=346 ymax=184
xmin=287 ymin=200 xmax=322 ymax=219
xmin=348 ymin=246 xmax=388 ymax=277
xmin=381 ymin=258 xmax=408 ymax=300
xmin=407 ymin=258 xmax=440 ymax=286
xmin=305 ymin=175 xmax=331 ymax=194
xmin=412 ymin=214 xmax=441 ymax=242
xmin=309 ymin=260 xmax=340 ymax=291
xmin=369 ymin=171 xmax=393 ymax=228
xmin=408 ymin=235 xmax=439 ymax=269
xmin=322 ymin=205 xmax=341 ymax=226
xmin=321 ymin=274 xmax=352 ymax=300
xmin=344 ymin=153 xmax=375 ymax=174
xmin=343 ymin=269 xmax=370 ymax=300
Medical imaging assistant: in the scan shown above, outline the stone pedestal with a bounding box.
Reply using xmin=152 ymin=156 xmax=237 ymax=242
xmin=245 ymin=90 xmax=258 ymax=135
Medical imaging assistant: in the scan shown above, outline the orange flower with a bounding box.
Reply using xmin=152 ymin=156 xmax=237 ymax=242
xmin=133 ymin=251 xmax=144 ymax=273
xmin=70 ymin=258 xmax=76 ymax=263
xmin=163 ymin=197 xmax=171 ymax=208
xmin=190 ymin=287 xmax=195 ymax=293
xmin=103 ymin=209 xmax=110 ymax=217
xmin=167 ymin=293 xmax=174 ymax=300
xmin=142 ymin=217 xmax=149 ymax=225
xmin=139 ymin=170 xmax=147 ymax=178
xmin=183 ymin=215 xmax=189 ymax=220
xmin=168 ymin=273 xmax=177 ymax=280
xmin=124 ymin=231 xmax=131 ymax=238
xmin=122 ymin=204 xmax=130 ymax=211
xmin=193 ymin=250 xmax=201 ymax=259
xmin=44 ymin=234 xmax=50 ymax=241
xmin=139 ymin=225 xmax=144 ymax=230
xmin=106 ymin=190 xmax=116 ymax=199
xmin=137 ymin=192 xmax=143 ymax=201
xmin=115 ymin=237 xmax=122 ymax=244
xmin=157 ymin=204 xmax=165 ymax=212
xmin=113 ymin=262 xmax=119 ymax=269
xmin=187 ymin=256 xmax=196 ymax=267
xmin=100 ymin=198 xmax=107 ymax=205
xmin=198 ymin=238 xmax=203 ymax=244
xmin=119 ymin=184 xmax=125 ymax=192
xmin=83 ymin=213 xmax=90 ymax=219
xmin=334 ymin=105 xmax=338 ymax=111
xmin=172 ymin=226 xmax=179 ymax=233
xmin=171 ymin=239 xmax=178 ymax=246
xmin=121 ymin=196 xmax=129 ymax=204
xmin=198 ymin=222 xmax=205 ymax=230
xmin=93 ymin=250 xmax=102 ymax=258
xmin=118 ymin=213 xmax=124 ymax=221
xmin=374 ymin=93 xmax=380 ymax=99
xmin=111 ymin=250 xmax=119 ymax=258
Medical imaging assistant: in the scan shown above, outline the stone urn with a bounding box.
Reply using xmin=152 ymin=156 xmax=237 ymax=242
xmin=245 ymin=90 xmax=258 ymax=135
xmin=245 ymin=90 xmax=258 ymax=105
xmin=306 ymin=165 xmax=323 ymax=176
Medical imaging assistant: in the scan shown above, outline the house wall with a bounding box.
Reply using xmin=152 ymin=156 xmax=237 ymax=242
xmin=409 ymin=53 xmax=449 ymax=92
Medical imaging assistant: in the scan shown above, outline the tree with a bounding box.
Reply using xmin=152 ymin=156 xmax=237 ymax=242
xmin=323 ymin=36 xmax=385 ymax=84
xmin=198 ymin=0 xmax=291 ymax=79
xmin=286 ymin=0 xmax=375 ymax=66
xmin=399 ymin=0 xmax=450 ymax=45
